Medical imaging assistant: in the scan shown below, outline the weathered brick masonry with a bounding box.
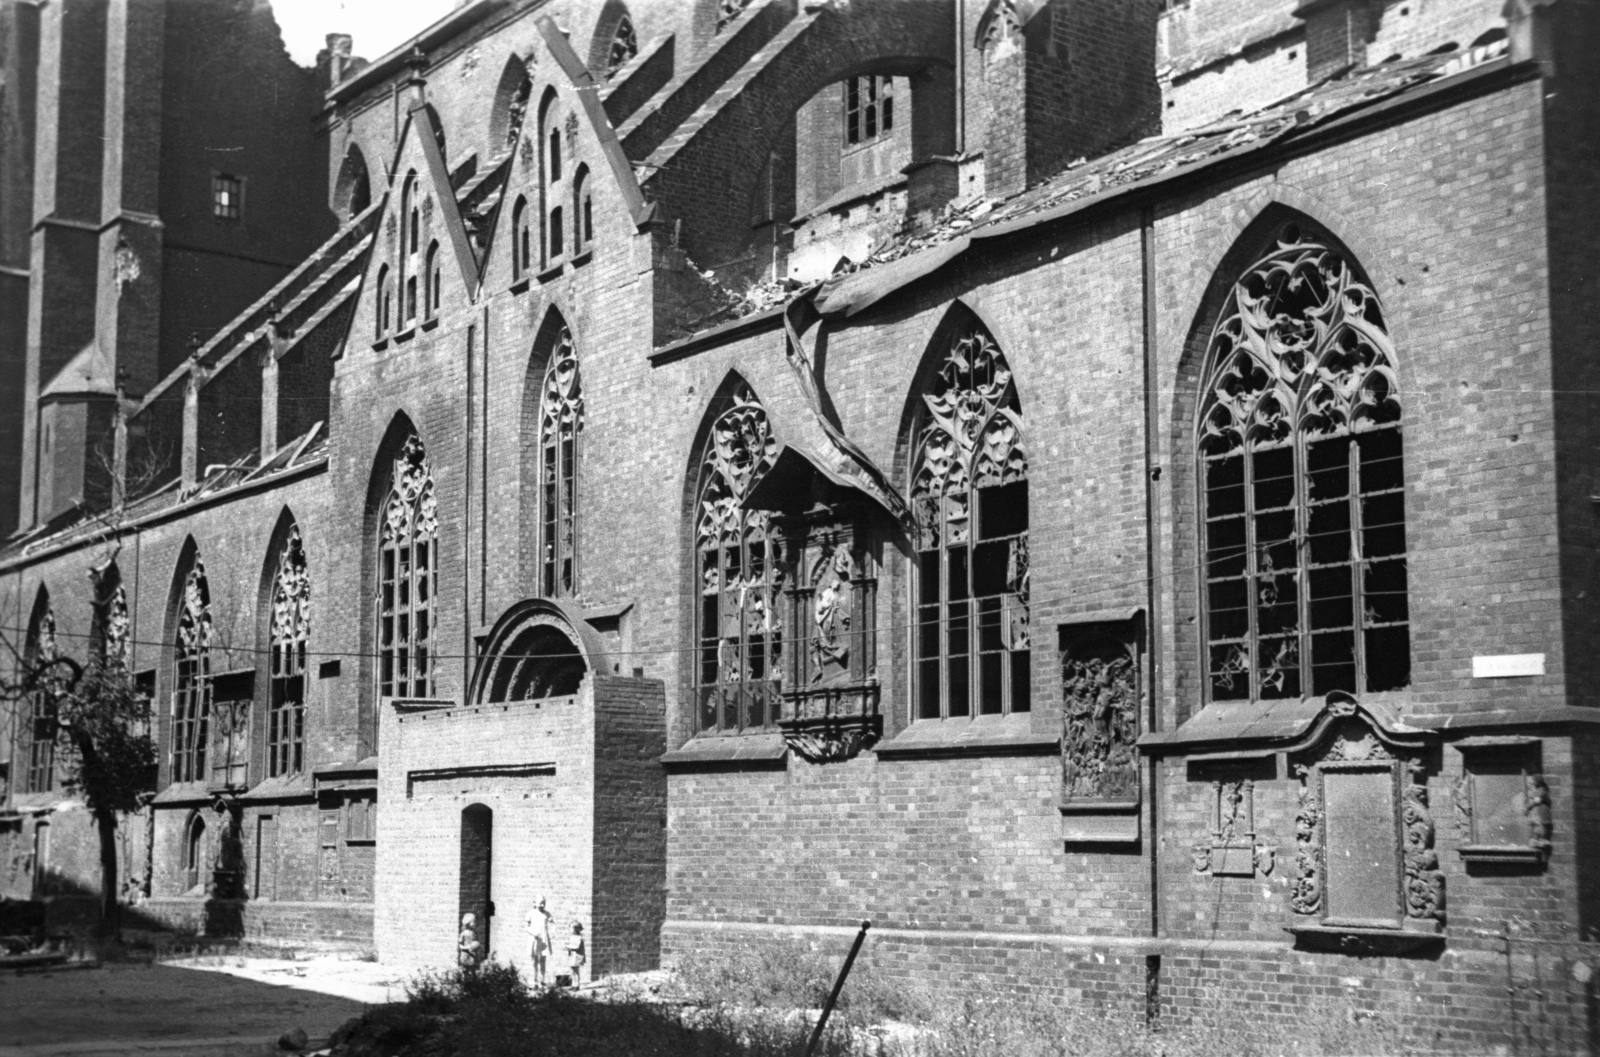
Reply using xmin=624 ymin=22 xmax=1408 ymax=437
xmin=2 ymin=1 xmax=1596 ymax=1048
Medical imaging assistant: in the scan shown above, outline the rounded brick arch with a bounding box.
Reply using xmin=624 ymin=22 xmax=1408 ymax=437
xmin=645 ymin=2 xmax=952 ymax=273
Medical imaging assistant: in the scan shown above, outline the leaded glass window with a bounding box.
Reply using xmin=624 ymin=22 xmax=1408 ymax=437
xmin=695 ymin=386 xmax=783 ymax=733
xmin=1199 ymin=223 xmax=1408 ymax=702
xmin=269 ymin=527 xmax=309 ymax=777
xmin=845 ymin=76 xmax=894 ymax=146
xmin=172 ymin=563 xmax=213 ymax=784
xmin=23 ymin=604 xmax=58 ymax=793
xmin=539 ymin=328 xmax=583 ymax=597
xmin=911 ymin=325 xmax=1030 ymax=718
xmin=379 ymin=435 xmax=437 ymax=700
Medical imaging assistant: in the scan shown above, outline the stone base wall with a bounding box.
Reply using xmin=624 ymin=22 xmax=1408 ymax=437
xmin=137 ymin=897 xmax=375 ymax=953
xmin=663 ymin=921 xmax=1598 ymax=1053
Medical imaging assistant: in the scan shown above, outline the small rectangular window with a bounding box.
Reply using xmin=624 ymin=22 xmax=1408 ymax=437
xmin=844 ymin=76 xmax=895 ymax=147
xmin=212 ymin=174 xmax=242 ymax=220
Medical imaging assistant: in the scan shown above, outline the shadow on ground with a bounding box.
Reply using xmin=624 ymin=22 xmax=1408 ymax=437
xmin=0 ymin=960 xmax=367 ymax=1054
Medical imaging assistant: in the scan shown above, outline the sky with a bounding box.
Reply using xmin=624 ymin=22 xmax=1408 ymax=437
xmin=270 ymin=0 xmax=461 ymax=68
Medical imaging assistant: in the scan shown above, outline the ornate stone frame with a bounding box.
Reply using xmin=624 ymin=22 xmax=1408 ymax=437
xmin=1284 ymin=693 xmax=1444 ymax=954
xmin=775 ymin=506 xmax=882 ymax=764
xmin=1452 ymin=736 xmax=1552 ymax=867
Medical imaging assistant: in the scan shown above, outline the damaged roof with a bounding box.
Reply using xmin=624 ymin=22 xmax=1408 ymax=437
xmin=698 ymin=38 xmax=1513 ymax=332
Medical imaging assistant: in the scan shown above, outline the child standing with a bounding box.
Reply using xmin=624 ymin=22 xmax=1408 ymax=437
xmin=564 ymin=921 xmax=586 ymax=987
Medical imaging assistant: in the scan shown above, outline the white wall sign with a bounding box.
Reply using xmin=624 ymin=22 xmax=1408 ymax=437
xmin=1472 ymin=654 xmax=1546 ymax=678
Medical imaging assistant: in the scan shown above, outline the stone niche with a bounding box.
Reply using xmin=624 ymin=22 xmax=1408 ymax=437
xmin=743 ymin=446 xmax=889 ymax=764
xmin=1058 ymin=611 xmax=1143 ymax=842
xmin=1452 ymin=736 xmax=1551 ymax=868
xmin=1187 ymin=754 xmax=1277 ymax=879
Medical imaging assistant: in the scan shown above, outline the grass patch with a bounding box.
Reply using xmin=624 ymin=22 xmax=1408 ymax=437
xmin=326 ymin=946 xmax=1428 ymax=1057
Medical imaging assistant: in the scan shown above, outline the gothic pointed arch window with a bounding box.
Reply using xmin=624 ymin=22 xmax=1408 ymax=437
xmin=1198 ymin=221 xmax=1409 ymax=703
xmin=538 ymin=327 xmax=583 ymax=597
xmin=99 ymin=572 xmax=131 ymax=671
xmin=375 ymin=265 xmax=391 ymax=337
xmin=573 ymin=166 xmax=592 ymax=256
xmin=695 ymin=384 xmax=783 ymax=733
xmin=911 ymin=319 xmax=1030 ymax=718
xmin=425 ymin=240 xmax=441 ymax=319
xmin=22 ymin=593 xmax=59 ymax=793
xmin=512 ymin=196 xmax=531 ymax=279
xmin=400 ymin=171 xmax=419 ymax=325
xmin=538 ymin=92 xmax=565 ymax=265
xmin=378 ymin=435 xmax=438 ymax=699
xmin=172 ymin=561 xmax=214 ymax=784
xmin=604 ymin=11 xmax=638 ymax=78
xmin=268 ymin=526 xmax=309 ymax=777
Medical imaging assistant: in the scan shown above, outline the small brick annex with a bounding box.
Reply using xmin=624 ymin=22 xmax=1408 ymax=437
xmin=2 ymin=0 xmax=1599 ymax=1050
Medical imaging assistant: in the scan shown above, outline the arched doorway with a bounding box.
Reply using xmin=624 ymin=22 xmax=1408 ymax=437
xmin=458 ymin=804 xmax=493 ymax=966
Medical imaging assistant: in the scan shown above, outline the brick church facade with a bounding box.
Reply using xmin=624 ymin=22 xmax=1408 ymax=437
xmin=3 ymin=0 xmax=1598 ymax=1045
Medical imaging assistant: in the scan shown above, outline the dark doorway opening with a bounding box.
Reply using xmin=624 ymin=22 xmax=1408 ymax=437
xmin=458 ymin=804 xmax=493 ymax=965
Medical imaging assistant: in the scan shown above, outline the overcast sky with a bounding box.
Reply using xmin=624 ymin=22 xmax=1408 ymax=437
xmin=272 ymin=0 xmax=460 ymax=68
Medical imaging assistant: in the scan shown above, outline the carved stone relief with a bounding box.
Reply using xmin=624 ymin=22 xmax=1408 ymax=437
xmin=1060 ymin=631 xmax=1139 ymax=804
xmin=1191 ymin=769 xmax=1274 ymax=878
xmin=1454 ymin=741 xmax=1553 ymax=865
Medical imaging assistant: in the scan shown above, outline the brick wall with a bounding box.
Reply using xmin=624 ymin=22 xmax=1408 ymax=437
xmin=592 ymin=674 xmax=667 ymax=975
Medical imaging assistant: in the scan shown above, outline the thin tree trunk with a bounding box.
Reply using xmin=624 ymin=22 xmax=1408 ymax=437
xmin=73 ymin=733 xmax=121 ymax=942
xmin=95 ymin=807 xmax=120 ymax=941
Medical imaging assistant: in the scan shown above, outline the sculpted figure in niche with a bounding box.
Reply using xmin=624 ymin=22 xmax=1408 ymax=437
xmin=1061 ymin=640 xmax=1138 ymax=801
xmin=811 ymin=545 xmax=853 ymax=684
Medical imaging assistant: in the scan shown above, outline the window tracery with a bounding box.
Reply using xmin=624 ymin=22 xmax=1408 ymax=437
xmin=379 ymin=435 xmax=437 ymax=700
xmin=715 ymin=0 xmax=753 ymax=33
xmin=539 ymin=328 xmax=583 ymax=597
xmin=911 ymin=324 xmax=1030 ymax=718
xmin=23 ymin=604 xmax=58 ymax=794
xmin=172 ymin=562 xmax=213 ymax=784
xmin=1199 ymin=224 xmax=1408 ymax=703
xmin=695 ymin=385 xmax=782 ymax=733
xmin=605 ymin=14 xmax=638 ymax=78
xmin=269 ymin=527 xmax=309 ymax=777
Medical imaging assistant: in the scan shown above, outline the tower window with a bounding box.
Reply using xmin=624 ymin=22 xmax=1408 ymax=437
xmin=212 ymin=174 xmax=243 ymax=220
xmin=845 ymin=76 xmax=894 ymax=146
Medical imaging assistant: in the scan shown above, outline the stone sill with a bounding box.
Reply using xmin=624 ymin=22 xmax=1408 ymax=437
xmin=661 ymin=733 xmax=788 ymax=770
xmin=1459 ymin=844 xmax=1549 ymax=865
xmin=875 ymin=715 xmax=1057 ymax=759
xmin=1288 ymin=922 xmax=1443 ymax=955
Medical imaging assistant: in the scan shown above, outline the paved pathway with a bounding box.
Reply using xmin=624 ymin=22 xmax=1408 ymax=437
xmin=0 ymin=957 xmax=402 ymax=1056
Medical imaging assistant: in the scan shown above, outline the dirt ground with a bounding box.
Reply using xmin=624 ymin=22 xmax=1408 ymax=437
xmin=0 ymin=956 xmax=403 ymax=1057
